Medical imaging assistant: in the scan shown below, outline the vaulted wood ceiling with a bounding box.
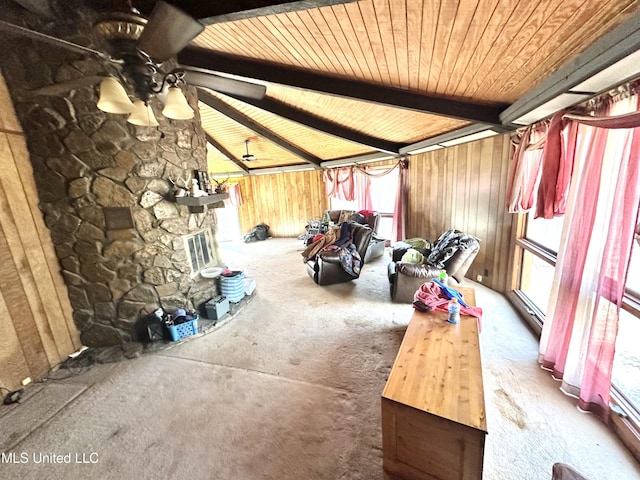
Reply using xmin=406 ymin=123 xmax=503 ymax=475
xmin=168 ymin=0 xmax=640 ymax=174
xmin=5 ymin=0 xmax=640 ymax=174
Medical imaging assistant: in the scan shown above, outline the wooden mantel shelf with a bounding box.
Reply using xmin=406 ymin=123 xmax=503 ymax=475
xmin=175 ymin=193 xmax=229 ymax=206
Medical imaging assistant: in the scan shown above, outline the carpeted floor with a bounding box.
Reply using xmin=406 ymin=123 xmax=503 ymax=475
xmin=0 ymin=237 xmax=638 ymax=480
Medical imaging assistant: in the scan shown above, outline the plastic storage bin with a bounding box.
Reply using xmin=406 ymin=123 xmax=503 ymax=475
xmin=244 ymin=278 xmax=256 ymax=296
xmin=220 ymin=271 xmax=245 ymax=303
xmin=167 ymin=317 xmax=199 ymax=341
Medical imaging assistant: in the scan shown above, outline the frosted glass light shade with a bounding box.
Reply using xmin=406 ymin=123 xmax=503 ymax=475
xmin=127 ymin=99 xmax=159 ymax=127
xmin=97 ymin=77 xmax=134 ymax=114
xmin=162 ymin=87 xmax=194 ymax=120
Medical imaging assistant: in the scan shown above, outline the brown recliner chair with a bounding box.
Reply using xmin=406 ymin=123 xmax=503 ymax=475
xmin=306 ymin=222 xmax=373 ymax=285
xmin=325 ymin=209 xmax=384 ymax=262
xmin=388 ymin=230 xmax=480 ymax=302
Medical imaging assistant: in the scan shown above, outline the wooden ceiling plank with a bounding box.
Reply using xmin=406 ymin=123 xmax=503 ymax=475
xmin=444 ymin=0 xmax=502 ymax=96
xmin=449 ymin=0 xmax=512 ymax=99
xmin=428 ymin=0 xmax=460 ymax=93
xmin=222 ymin=95 xmax=372 ymax=158
xmin=320 ymin=4 xmax=371 ymax=80
xmin=418 ymin=0 xmax=442 ymax=91
xmin=296 ymin=9 xmax=350 ymax=75
xmin=152 ymin=1 xmax=360 ymax=25
xmin=373 ymin=0 xmax=401 ymax=87
xmin=496 ymin=0 xmax=639 ymax=100
xmin=406 ymin=0 xmax=424 ymax=90
xmin=199 ymin=22 xmax=257 ymax=59
xmin=266 ymin=83 xmax=469 ymax=143
xmin=226 ymin=93 xmax=403 ymax=153
xmin=354 ymin=0 xmax=392 ymax=84
xmin=342 ymin=2 xmax=384 ymax=83
xmin=179 ymin=48 xmax=505 ymax=123
xmin=436 ymin=0 xmax=481 ymax=95
xmin=388 ymin=0 xmax=409 ymax=88
xmin=276 ymin=11 xmax=330 ymax=72
xmin=204 ymin=133 xmax=251 ymax=173
xmin=261 ymin=15 xmax=313 ymax=69
xmin=482 ymin=0 xmax=590 ymax=97
xmin=198 ymin=89 xmax=324 ymax=167
xmin=501 ymin=7 xmax=640 ymax=124
xmin=290 ymin=10 xmax=340 ymax=72
xmin=462 ymin=0 xmax=554 ymax=98
xmin=307 ymin=8 xmax=357 ymax=77
xmin=247 ymin=17 xmax=305 ymax=67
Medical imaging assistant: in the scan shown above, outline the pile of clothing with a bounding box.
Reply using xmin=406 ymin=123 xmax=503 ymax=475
xmin=301 ymin=222 xmax=363 ymax=277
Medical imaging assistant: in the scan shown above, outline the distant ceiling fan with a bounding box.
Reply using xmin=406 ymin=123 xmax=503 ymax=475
xmin=0 ymin=1 xmax=266 ymax=124
xmin=242 ymin=139 xmax=257 ymax=162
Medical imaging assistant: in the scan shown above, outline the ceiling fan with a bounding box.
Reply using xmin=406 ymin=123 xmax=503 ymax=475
xmin=242 ymin=139 xmax=257 ymax=162
xmin=0 ymin=0 xmax=266 ymax=115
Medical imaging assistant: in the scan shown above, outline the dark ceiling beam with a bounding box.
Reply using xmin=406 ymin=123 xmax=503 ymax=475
xmin=198 ymin=89 xmax=323 ymax=168
xmin=179 ymin=48 xmax=506 ymax=125
xmin=133 ymin=1 xmax=358 ymax=24
xmin=225 ymin=93 xmax=403 ymax=155
xmin=204 ymin=133 xmax=251 ymax=174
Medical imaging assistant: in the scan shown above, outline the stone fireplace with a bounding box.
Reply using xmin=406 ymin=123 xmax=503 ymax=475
xmin=0 ymin=12 xmax=223 ymax=347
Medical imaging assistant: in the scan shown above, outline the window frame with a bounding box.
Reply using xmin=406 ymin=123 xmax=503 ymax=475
xmin=183 ymin=228 xmax=217 ymax=277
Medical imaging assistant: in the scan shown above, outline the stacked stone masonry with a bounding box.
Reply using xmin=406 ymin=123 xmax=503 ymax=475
xmin=1 ymin=7 xmax=222 ymax=346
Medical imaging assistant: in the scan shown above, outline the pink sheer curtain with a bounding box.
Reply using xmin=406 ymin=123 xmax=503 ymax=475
xmin=539 ymin=91 xmax=640 ymax=416
xmin=535 ymin=111 xmax=570 ymax=219
xmin=391 ymin=159 xmax=408 ymax=243
xmin=354 ymin=171 xmax=373 ymax=211
xmin=323 ymin=167 xmax=355 ymax=200
xmin=226 ymin=183 xmax=243 ymax=207
xmin=506 ymin=125 xmax=546 ymax=212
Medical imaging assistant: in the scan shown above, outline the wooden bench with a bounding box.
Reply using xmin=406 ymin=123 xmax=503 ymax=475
xmin=382 ymin=286 xmax=487 ymax=480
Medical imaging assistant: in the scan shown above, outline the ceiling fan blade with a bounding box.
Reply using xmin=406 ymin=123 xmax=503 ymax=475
xmin=183 ymin=71 xmax=266 ymax=100
xmin=0 ymin=20 xmax=110 ymax=61
xmin=136 ymin=1 xmax=204 ymax=64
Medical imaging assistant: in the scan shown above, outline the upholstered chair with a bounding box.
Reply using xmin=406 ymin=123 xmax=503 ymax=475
xmin=388 ymin=230 xmax=480 ymax=302
xmin=306 ymin=222 xmax=373 ymax=285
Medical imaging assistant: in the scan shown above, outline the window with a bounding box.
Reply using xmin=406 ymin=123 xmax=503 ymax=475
xmin=184 ymin=229 xmax=216 ymax=276
xmin=512 ymin=211 xmax=640 ymax=452
xmin=330 ymin=167 xmax=398 ymax=239
xmin=513 ymin=213 xmax=564 ymax=320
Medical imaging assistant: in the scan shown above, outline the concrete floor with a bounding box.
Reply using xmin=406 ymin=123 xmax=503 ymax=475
xmin=0 ymin=238 xmax=638 ymax=480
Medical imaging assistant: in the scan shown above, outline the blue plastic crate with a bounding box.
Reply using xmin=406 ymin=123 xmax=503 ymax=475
xmin=167 ymin=317 xmax=198 ymax=342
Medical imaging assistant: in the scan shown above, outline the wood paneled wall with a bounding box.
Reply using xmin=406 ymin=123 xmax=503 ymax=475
xmin=235 ymin=170 xmax=328 ymax=237
xmin=229 ymin=136 xmax=513 ymax=292
xmin=0 ymin=76 xmax=80 ymax=392
xmin=406 ymin=134 xmax=513 ymax=292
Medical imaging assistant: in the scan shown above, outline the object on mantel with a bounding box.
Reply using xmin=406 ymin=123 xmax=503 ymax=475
xmin=175 ymin=193 xmax=229 ymax=213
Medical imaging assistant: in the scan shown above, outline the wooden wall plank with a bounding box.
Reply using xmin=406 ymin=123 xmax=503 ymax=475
xmin=8 ymin=134 xmax=80 ymax=352
xmin=0 ymin=217 xmax=51 ymax=378
xmin=0 ymin=77 xmax=80 ymax=389
xmin=0 ymin=289 xmax=31 ymax=391
xmin=405 ymin=135 xmax=512 ymax=292
xmin=0 ymin=134 xmax=58 ymax=361
xmin=236 ymin=170 xmax=328 ymax=238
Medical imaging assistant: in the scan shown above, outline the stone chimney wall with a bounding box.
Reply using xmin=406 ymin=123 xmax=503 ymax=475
xmin=1 ymin=33 xmax=221 ymax=346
